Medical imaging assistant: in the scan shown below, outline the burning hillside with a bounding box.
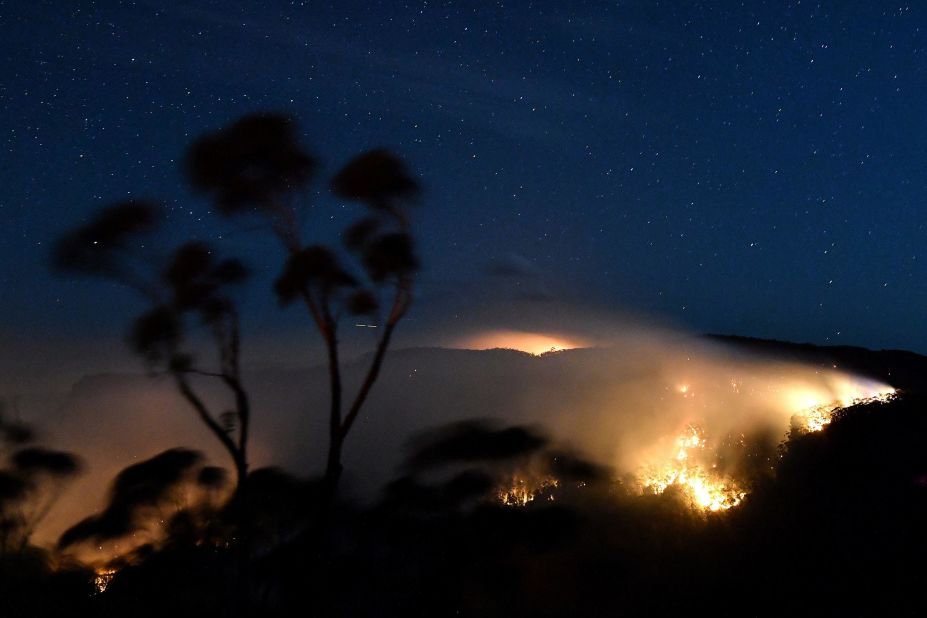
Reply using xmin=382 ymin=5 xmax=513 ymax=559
xmin=635 ymin=382 xmax=896 ymax=512
xmin=638 ymin=424 xmax=747 ymax=511
xmin=492 ymin=376 xmax=896 ymax=513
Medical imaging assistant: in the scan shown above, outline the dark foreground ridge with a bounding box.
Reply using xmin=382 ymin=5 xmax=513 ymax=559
xmin=3 ymin=337 xmax=927 ymax=617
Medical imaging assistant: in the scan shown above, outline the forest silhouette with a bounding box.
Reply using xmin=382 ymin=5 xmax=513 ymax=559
xmin=1 ymin=114 xmax=926 ymax=617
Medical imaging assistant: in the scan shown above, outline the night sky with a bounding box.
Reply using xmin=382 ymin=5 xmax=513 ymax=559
xmin=3 ymin=1 xmax=927 ymax=362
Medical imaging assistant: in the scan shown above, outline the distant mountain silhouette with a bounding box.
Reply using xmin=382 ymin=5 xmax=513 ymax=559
xmin=707 ymin=334 xmax=927 ymax=391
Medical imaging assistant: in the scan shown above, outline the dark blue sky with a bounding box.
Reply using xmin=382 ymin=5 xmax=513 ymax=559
xmin=3 ymin=1 xmax=926 ymax=354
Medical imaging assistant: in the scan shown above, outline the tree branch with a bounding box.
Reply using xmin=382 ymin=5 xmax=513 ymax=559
xmin=321 ymin=295 xmax=343 ymax=481
xmin=340 ymin=275 xmax=411 ymax=441
xmin=173 ymin=372 xmax=242 ymax=481
xmin=339 ymin=321 xmax=396 ymax=440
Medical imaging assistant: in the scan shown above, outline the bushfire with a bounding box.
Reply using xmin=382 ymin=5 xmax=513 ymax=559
xmin=93 ymin=568 xmax=117 ymax=594
xmin=496 ymin=374 xmax=896 ymax=513
xmin=638 ymin=379 xmax=896 ymax=512
xmin=496 ymin=474 xmax=560 ymax=506
xmin=639 ymin=425 xmax=746 ymax=511
xmin=792 ymin=387 xmax=897 ymax=432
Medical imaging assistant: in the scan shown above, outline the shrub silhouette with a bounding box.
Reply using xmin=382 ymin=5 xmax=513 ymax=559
xmin=58 ymin=448 xmax=208 ymax=551
xmin=0 ymin=404 xmax=82 ymax=555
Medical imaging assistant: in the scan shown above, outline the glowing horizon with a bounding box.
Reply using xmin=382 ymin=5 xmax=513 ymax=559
xmin=451 ymin=329 xmax=590 ymax=356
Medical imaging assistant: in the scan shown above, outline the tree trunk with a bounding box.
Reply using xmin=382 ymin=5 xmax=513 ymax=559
xmin=324 ymin=434 xmax=343 ymax=492
xmin=323 ymin=324 xmax=343 ymax=493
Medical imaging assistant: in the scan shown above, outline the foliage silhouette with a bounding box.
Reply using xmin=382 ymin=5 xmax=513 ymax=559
xmin=54 ymin=446 xmax=244 ymax=578
xmin=186 ymin=113 xmax=317 ymax=217
xmin=58 ymin=448 xmax=204 ymax=550
xmin=52 ymin=200 xmax=162 ymax=297
xmin=384 ymin=420 xmax=605 ymax=518
xmin=403 ymin=419 xmax=548 ymax=471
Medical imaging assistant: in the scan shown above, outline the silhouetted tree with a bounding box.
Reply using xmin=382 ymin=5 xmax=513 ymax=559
xmin=187 ymin=114 xmax=421 ymax=491
xmin=53 ymin=206 xmax=252 ymax=493
xmin=0 ymin=403 xmax=82 ymax=554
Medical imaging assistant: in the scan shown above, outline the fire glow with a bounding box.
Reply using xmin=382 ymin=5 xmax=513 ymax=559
xmin=496 ymin=474 xmax=560 ymax=507
xmin=453 ymin=330 xmax=587 ymax=356
xmin=788 ymin=381 xmax=897 ymax=432
xmin=640 ymin=425 xmax=746 ymax=511
xmin=93 ymin=568 xmax=117 ymax=594
xmin=481 ymin=338 xmax=898 ymax=513
xmin=637 ymin=378 xmax=896 ymax=512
